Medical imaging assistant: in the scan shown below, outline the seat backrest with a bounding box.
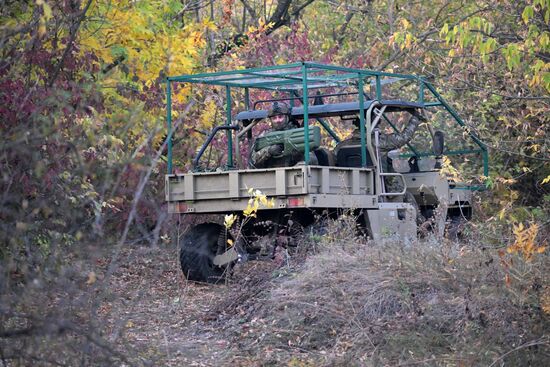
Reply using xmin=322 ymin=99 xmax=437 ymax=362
xmin=335 ymin=145 xmax=374 ymax=167
xmin=314 ymin=148 xmax=336 ymax=166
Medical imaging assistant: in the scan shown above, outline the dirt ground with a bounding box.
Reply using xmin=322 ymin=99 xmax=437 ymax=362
xmin=100 ymin=244 xmax=288 ymax=366
xmin=4 ymin=232 xmax=548 ymax=366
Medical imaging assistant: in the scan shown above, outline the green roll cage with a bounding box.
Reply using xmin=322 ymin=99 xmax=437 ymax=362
xmin=166 ymin=62 xmax=488 ymax=179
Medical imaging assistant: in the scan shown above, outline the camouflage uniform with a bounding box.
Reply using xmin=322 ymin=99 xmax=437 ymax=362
xmin=335 ymin=110 xmax=425 ymax=223
xmin=379 ymin=114 xmax=423 ymax=151
xmin=335 ymin=111 xmax=423 ymax=156
xmin=250 ymin=102 xmax=302 ymax=168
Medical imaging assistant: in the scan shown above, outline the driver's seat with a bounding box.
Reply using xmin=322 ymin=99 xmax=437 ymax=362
xmin=335 ymin=144 xmax=374 ymax=168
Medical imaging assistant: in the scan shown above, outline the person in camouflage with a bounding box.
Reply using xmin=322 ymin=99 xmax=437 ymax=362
xmin=335 ymin=109 xmax=427 ymax=223
xmin=334 ymin=109 xmax=425 ymax=158
xmin=249 ymin=102 xmax=302 ymax=168
xmin=380 ymin=109 xmax=426 ymax=223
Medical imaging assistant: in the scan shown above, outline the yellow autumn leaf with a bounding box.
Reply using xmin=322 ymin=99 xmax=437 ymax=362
xmin=38 ymin=21 xmax=46 ymax=36
xmin=253 ymin=200 xmax=259 ymax=211
xmin=100 ymin=50 xmax=114 ymax=65
xmin=243 ymin=206 xmax=254 ymax=217
xmin=224 ymin=214 xmax=237 ymax=229
xmin=42 ymin=2 xmax=52 ymax=20
xmin=405 ymin=33 xmax=413 ymax=48
xmin=508 ymin=222 xmax=546 ymax=261
xmin=80 ymin=36 xmax=101 ymax=52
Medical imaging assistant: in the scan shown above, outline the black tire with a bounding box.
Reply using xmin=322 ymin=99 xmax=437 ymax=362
xmin=447 ymin=216 xmax=466 ymax=240
xmin=179 ymin=223 xmax=229 ymax=283
xmin=358 ymin=211 xmax=373 ymax=240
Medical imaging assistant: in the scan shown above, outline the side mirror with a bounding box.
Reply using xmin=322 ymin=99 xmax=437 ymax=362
xmin=433 ymin=130 xmax=445 ymax=156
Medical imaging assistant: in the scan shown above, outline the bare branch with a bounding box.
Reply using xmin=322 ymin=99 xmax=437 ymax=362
xmin=267 ymin=0 xmax=292 ymax=30
xmin=239 ymin=0 xmax=257 ymax=20
xmin=47 ymin=0 xmax=94 ymax=88
xmin=265 ymin=0 xmax=318 ymax=35
xmin=334 ymin=10 xmax=355 ymax=47
xmin=290 ymin=0 xmax=317 ymax=17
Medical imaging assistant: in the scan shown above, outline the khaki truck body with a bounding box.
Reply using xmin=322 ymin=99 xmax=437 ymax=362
xmin=165 ymin=165 xmax=471 ymax=244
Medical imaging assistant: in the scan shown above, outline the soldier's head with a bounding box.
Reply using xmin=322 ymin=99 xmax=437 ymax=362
xmin=267 ymin=102 xmax=290 ymax=131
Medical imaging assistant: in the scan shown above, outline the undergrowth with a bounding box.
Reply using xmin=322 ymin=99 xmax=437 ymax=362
xmin=227 ymin=216 xmax=549 ymax=366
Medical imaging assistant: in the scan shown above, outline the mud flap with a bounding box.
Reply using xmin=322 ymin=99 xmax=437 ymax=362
xmin=366 ymin=202 xmax=417 ymax=244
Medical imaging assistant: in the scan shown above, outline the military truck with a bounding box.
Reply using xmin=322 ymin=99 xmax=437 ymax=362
xmin=164 ymin=62 xmax=488 ymax=282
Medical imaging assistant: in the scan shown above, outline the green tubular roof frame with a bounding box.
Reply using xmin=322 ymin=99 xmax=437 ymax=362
xmin=166 ymin=62 xmax=488 ymax=177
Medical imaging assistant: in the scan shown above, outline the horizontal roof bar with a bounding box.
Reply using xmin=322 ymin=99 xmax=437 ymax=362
xmin=168 ymin=62 xmax=424 ymax=88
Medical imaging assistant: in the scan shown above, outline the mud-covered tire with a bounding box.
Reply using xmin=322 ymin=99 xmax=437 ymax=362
xmin=447 ymin=216 xmax=466 ymax=240
xmin=179 ymin=223 xmax=227 ymax=283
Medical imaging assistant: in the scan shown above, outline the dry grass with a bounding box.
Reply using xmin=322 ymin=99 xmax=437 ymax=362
xmin=221 ymin=218 xmax=550 ymax=366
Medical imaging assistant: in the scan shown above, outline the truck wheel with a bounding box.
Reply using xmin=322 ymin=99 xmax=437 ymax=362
xmin=447 ymin=216 xmax=466 ymax=240
xmin=357 ymin=211 xmax=374 ymax=239
xmin=179 ymin=223 xmax=229 ymax=283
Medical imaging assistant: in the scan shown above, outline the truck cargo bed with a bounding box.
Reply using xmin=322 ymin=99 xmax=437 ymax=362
xmin=166 ymin=165 xmax=378 ymax=214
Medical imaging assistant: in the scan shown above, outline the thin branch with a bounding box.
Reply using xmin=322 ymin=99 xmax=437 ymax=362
xmin=47 ymin=0 xmax=93 ymax=88
xmin=488 ymin=338 xmax=550 ymax=367
xmin=268 ymin=0 xmax=292 ymax=29
xmin=0 ymin=17 xmax=39 ymax=46
xmin=97 ymin=100 xmax=196 ymax=311
xmin=291 ymin=0 xmax=317 ymax=17
xmin=264 ymin=0 xmax=317 ymax=35
xmin=334 ymin=10 xmax=355 ymax=46
xmin=239 ymin=0 xmax=257 ymax=20
xmin=101 ymin=55 xmax=126 ymax=74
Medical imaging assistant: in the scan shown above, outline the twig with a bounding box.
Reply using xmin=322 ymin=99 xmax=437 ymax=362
xmin=488 ymin=338 xmax=550 ymax=367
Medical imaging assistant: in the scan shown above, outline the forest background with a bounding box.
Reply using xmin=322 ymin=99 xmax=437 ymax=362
xmin=0 ymin=0 xmax=549 ymax=365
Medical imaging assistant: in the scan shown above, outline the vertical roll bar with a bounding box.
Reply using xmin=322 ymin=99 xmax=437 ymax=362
xmin=226 ymin=86 xmax=233 ymax=168
xmin=302 ymin=64 xmax=310 ymax=164
xmin=166 ymin=79 xmax=173 ymax=174
xmin=358 ymin=76 xmax=367 ymax=167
